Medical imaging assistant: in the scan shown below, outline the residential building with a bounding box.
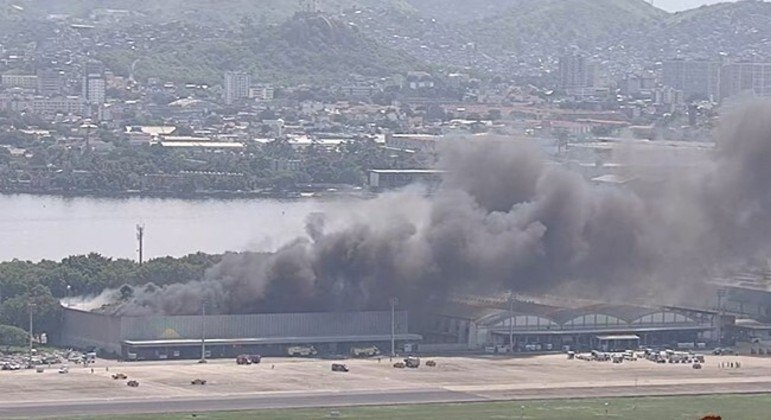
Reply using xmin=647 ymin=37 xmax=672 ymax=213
xmin=662 ymin=60 xmax=721 ymax=101
xmin=558 ymin=54 xmax=598 ymax=90
xmin=249 ymin=85 xmax=274 ymax=101
xmin=224 ymin=71 xmax=251 ymax=105
xmin=82 ymin=60 xmax=106 ymax=104
xmin=1 ymin=74 xmax=38 ymax=90
xmin=406 ymin=71 xmax=434 ymax=90
xmin=720 ymin=62 xmax=771 ymax=100
xmin=31 ymin=96 xmax=84 ymax=116
xmin=36 ymin=69 xmax=64 ymax=96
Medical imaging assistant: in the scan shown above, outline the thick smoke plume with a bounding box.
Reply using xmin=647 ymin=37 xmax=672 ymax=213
xmin=107 ymin=102 xmax=771 ymax=316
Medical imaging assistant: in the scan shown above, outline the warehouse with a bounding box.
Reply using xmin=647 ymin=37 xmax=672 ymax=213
xmin=423 ymin=295 xmax=718 ymax=352
xmin=58 ymin=307 xmax=421 ymax=360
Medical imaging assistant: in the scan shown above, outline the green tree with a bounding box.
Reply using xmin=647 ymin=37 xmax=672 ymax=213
xmin=0 ymin=284 xmax=62 ymax=336
xmin=0 ymin=324 xmax=28 ymax=349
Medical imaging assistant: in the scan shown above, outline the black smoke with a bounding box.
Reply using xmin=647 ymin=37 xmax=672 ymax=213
xmin=107 ymin=102 xmax=771 ymax=316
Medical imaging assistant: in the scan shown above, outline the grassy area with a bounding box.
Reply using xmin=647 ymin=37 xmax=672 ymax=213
xmin=65 ymin=394 xmax=771 ymax=420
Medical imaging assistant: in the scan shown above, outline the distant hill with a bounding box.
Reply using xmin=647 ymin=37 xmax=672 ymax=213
xmin=97 ymin=13 xmax=426 ymax=84
xmin=461 ymin=0 xmax=666 ymax=54
xmin=628 ymin=0 xmax=771 ymax=60
xmin=405 ymin=0 xmax=521 ymax=23
xmin=18 ymin=0 xmax=416 ymax=25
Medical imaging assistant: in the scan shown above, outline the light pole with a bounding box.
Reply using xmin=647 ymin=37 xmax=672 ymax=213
xmin=66 ymin=285 xmax=71 ymax=307
xmin=200 ymin=298 xmax=207 ymax=363
xmin=508 ymin=290 xmax=514 ymax=354
xmin=716 ymin=289 xmax=726 ymax=348
xmin=28 ymin=302 xmax=36 ymax=366
xmin=390 ymin=297 xmax=398 ymax=357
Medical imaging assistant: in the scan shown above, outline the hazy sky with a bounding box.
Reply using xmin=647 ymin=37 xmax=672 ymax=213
xmin=656 ymin=0 xmax=741 ymax=12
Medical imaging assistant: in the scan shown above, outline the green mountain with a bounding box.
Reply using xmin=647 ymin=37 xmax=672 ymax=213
xmin=462 ymin=0 xmax=667 ymax=54
xmin=17 ymin=0 xmax=416 ymax=25
xmin=639 ymin=0 xmax=771 ymax=59
xmin=98 ymin=13 xmax=425 ymax=84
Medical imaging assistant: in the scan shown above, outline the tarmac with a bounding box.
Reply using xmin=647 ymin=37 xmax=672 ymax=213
xmin=0 ymin=354 xmax=770 ymax=418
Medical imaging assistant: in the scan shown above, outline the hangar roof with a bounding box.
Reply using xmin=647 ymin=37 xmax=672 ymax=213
xmin=123 ymin=334 xmax=423 ymax=348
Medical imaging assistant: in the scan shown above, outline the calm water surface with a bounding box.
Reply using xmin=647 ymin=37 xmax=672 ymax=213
xmin=0 ymin=194 xmax=343 ymax=262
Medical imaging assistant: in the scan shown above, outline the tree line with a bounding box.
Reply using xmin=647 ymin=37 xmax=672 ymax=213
xmin=0 ymin=132 xmax=425 ymax=196
xmin=0 ymin=253 xmax=221 ymax=347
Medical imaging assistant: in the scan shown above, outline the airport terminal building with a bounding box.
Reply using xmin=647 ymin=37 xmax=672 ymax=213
xmin=424 ymin=295 xmax=719 ymax=352
xmin=58 ymin=307 xmax=421 ymax=360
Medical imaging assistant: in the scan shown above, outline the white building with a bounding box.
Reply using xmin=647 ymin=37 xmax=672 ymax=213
xmin=249 ymin=85 xmax=274 ymax=101
xmin=224 ymin=71 xmax=251 ymax=105
xmin=1 ymin=74 xmax=38 ymax=90
xmin=82 ymin=61 xmax=106 ymax=105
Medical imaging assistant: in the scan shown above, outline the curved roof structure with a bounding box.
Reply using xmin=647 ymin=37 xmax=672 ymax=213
xmin=442 ymin=301 xmax=699 ymax=331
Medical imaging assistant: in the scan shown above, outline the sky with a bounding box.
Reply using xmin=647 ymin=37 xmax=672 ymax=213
xmin=655 ymin=0 xmax=741 ymax=12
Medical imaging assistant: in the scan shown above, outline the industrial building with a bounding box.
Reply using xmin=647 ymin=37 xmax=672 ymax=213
xmin=368 ymin=169 xmax=444 ymax=190
xmin=58 ymin=307 xmax=421 ymax=360
xmin=423 ymin=294 xmax=719 ymax=352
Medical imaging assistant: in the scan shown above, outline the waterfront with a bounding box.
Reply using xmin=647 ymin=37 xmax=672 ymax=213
xmin=0 ymin=194 xmax=342 ymax=262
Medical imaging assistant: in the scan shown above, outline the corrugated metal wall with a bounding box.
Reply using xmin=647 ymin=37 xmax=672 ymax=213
xmin=60 ymin=308 xmax=410 ymax=351
xmin=120 ymin=311 xmax=409 ymax=340
xmin=59 ymin=308 xmax=124 ymax=354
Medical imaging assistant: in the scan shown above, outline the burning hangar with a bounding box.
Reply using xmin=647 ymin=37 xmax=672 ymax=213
xmin=58 ymin=307 xmax=421 ymax=360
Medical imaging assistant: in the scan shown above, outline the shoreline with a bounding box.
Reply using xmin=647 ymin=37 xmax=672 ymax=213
xmin=0 ymin=188 xmax=377 ymax=201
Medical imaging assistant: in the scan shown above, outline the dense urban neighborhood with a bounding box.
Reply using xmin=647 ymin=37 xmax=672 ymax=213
xmin=0 ymin=0 xmax=767 ymax=196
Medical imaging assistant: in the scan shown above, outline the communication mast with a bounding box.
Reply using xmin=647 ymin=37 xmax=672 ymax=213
xmin=136 ymin=224 xmax=145 ymax=265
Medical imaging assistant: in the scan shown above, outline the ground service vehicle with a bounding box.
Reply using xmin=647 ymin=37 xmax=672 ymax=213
xmin=191 ymin=378 xmax=207 ymax=385
xmin=236 ymin=354 xmax=262 ymax=364
xmin=112 ymin=373 xmax=127 ymax=379
xmin=58 ymin=366 xmax=69 ymax=374
xmin=127 ymin=380 xmax=139 ymax=387
xmin=404 ymin=356 xmax=420 ymax=368
xmin=331 ymin=363 xmax=349 ymax=372
xmin=350 ymin=346 xmax=380 ymax=357
xmin=426 ymin=360 xmax=437 ymax=367
xmin=393 ymin=362 xmax=405 ymax=368
xmin=288 ymin=346 xmax=317 ymax=357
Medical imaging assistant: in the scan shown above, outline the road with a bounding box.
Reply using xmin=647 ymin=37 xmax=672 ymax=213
xmin=2 ymin=381 xmax=771 ymax=418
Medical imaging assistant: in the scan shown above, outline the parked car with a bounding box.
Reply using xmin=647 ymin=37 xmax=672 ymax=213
xmin=331 ymin=363 xmax=349 ymax=372
xmin=191 ymin=378 xmax=207 ymax=385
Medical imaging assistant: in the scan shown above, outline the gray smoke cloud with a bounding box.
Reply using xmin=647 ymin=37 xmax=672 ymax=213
xmin=106 ymin=102 xmax=771 ymax=316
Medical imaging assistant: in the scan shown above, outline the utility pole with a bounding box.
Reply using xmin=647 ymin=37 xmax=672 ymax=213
xmin=28 ymin=302 xmax=36 ymax=367
xmin=390 ymin=297 xmax=398 ymax=357
xmin=507 ymin=291 xmax=514 ymax=353
xmin=200 ymin=298 xmax=207 ymax=363
xmin=716 ymin=289 xmax=726 ymax=348
xmin=136 ymin=224 xmax=144 ymax=265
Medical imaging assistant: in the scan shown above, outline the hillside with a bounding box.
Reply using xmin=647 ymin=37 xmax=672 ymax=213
xmin=97 ymin=13 xmax=426 ymax=85
xmin=19 ymin=0 xmax=416 ymax=25
xmin=407 ymin=0 xmax=665 ymax=23
xmin=462 ymin=0 xmax=667 ymax=55
xmin=643 ymin=0 xmax=771 ymax=60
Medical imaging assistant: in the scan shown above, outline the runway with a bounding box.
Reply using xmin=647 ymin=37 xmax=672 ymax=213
xmin=2 ymin=381 xmax=771 ymax=418
xmin=0 ymin=388 xmax=478 ymax=418
xmin=2 ymin=355 xmax=771 ymax=418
